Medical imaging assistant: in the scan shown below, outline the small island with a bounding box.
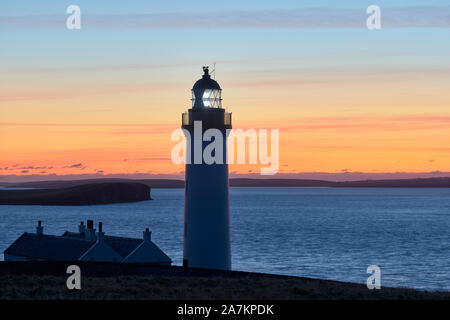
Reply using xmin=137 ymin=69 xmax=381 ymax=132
xmin=0 ymin=182 xmax=151 ymax=206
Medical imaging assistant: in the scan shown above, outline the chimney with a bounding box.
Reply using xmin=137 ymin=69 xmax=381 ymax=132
xmin=78 ymin=221 xmax=86 ymax=234
xmin=96 ymin=222 xmax=104 ymax=242
xmin=143 ymin=228 xmax=152 ymax=242
xmin=85 ymin=219 xmax=96 ymax=241
xmin=36 ymin=220 xmax=43 ymax=236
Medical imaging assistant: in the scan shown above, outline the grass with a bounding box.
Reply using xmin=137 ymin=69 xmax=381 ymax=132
xmin=1 ymin=274 xmax=449 ymax=300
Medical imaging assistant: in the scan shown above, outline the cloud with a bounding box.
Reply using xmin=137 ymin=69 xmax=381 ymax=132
xmin=0 ymin=83 xmax=170 ymax=102
xmin=278 ymin=115 xmax=450 ymax=133
xmin=6 ymin=61 xmax=202 ymax=74
xmin=0 ymin=164 xmax=56 ymax=173
xmin=63 ymin=163 xmax=83 ymax=169
xmin=1 ymin=6 xmax=449 ymax=30
xmin=18 ymin=166 xmax=48 ymax=170
xmin=134 ymin=157 xmax=171 ymax=161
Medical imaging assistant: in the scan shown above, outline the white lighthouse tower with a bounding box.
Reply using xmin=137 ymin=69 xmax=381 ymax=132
xmin=182 ymin=66 xmax=232 ymax=270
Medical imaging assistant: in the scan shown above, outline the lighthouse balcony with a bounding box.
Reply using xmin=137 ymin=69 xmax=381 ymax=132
xmin=224 ymin=112 xmax=232 ymax=126
xmin=182 ymin=112 xmax=189 ymax=126
xmin=182 ymin=110 xmax=232 ymax=128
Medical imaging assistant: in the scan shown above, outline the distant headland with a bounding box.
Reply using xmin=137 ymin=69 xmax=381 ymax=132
xmin=0 ymin=182 xmax=151 ymax=205
xmin=0 ymin=177 xmax=448 ymax=206
xmin=1 ymin=177 xmax=449 ymax=189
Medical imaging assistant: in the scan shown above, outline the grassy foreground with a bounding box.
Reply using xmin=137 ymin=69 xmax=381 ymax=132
xmin=1 ymin=273 xmax=449 ymax=300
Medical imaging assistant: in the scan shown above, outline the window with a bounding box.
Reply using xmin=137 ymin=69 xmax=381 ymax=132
xmin=192 ymin=89 xmax=222 ymax=108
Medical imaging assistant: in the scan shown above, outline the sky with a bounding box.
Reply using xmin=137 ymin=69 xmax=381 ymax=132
xmin=1 ymin=1 xmax=449 ymax=181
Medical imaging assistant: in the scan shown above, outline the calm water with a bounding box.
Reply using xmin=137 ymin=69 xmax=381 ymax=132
xmin=1 ymin=187 xmax=449 ymax=290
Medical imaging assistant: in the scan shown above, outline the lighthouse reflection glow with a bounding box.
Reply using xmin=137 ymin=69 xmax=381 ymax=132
xmin=202 ymin=90 xmax=212 ymax=107
xmin=202 ymin=89 xmax=221 ymax=108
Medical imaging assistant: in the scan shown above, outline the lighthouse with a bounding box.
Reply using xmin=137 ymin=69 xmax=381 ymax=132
xmin=182 ymin=66 xmax=232 ymax=270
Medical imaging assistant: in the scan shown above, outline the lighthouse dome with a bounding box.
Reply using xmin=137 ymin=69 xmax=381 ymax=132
xmin=192 ymin=66 xmax=222 ymax=108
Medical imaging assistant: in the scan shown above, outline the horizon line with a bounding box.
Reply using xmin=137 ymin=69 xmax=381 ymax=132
xmin=1 ymin=171 xmax=450 ymax=183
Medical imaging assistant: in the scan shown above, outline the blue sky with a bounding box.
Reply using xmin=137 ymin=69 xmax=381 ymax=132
xmin=1 ymin=1 xmax=449 ymax=89
xmin=1 ymin=1 xmax=449 ymax=69
xmin=2 ymin=0 xmax=450 ymax=14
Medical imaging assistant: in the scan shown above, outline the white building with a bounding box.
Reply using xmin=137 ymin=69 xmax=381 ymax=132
xmin=3 ymin=220 xmax=171 ymax=265
xmin=181 ymin=66 xmax=232 ymax=270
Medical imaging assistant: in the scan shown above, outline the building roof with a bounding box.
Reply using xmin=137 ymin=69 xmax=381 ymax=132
xmin=3 ymin=233 xmax=94 ymax=261
xmin=62 ymin=231 xmax=143 ymax=258
xmin=4 ymin=227 xmax=171 ymax=264
xmin=125 ymin=240 xmax=172 ymax=263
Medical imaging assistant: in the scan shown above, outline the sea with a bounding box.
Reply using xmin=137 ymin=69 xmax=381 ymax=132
xmin=0 ymin=187 xmax=449 ymax=290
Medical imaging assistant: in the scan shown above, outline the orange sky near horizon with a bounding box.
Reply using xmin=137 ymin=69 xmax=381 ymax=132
xmin=1 ymin=69 xmax=450 ymax=178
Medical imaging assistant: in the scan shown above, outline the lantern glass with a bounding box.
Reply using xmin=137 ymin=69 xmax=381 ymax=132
xmin=202 ymin=89 xmax=222 ymax=108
